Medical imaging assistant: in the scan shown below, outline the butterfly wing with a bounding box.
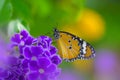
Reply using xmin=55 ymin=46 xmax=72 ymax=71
xmin=78 ymin=42 xmax=95 ymax=60
xmin=56 ymin=32 xmax=81 ymax=62
xmin=54 ymin=29 xmax=95 ymax=62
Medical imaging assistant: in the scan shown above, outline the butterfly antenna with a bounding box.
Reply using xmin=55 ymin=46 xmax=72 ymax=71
xmin=44 ymin=29 xmax=55 ymax=41
xmin=53 ymin=22 xmax=60 ymax=29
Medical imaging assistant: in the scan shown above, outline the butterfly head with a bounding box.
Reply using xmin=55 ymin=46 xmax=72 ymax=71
xmin=54 ymin=28 xmax=60 ymax=39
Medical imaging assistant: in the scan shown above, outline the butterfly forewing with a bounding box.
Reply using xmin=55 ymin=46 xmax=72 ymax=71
xmin=54 ymin=29 xmax=95 ymax=62
xmin=82 ymin=43 xmax=95 ymax=59
xmin=56 ymin=32 xmax=81 ymax=61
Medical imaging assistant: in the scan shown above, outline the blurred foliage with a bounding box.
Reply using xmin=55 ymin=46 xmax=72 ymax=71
xmin=0 ymin=0 xmax=85 ymax=37
xmin=0 ymin=0 xmax=12 ymax=24
xmin=61 ymin=9 xmax=105 ymax=41
xmin=7 ymin=20 xmax=30 ymax=37
xmin=0 ymin=0 xmax=119 ymax=54
xmin=85 ymin=0 xmax=120 ymax=48
xmin=0 ymin=0 xmax=119 ymax=47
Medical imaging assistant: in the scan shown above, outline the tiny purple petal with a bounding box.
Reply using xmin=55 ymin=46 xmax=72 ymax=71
xmin=31 ymin=46 xmax=43 ymax=57
xmin=46 ymin=37 xmax=52 ymax=45
xmin=39 ymin=41 xmax=48 ymax=48
xmin=32 ymin=38 xmax=38 ymax=45
xmin=51 ymin=55 xmax=62 ymax=65
xmin=11 ymin=33 xmax=21 ymax=43
xmin=50 ymin=46 xmax=58 ymax=55
xmin=19 ymin=75 xmax=25 ymax=80
xmin=46 ymin=64 xmax=57 ymax=73
xmin=40 ymin=36 xmax=47 ymax=40
xmin=41 ymin=36 xmax=52 ymax=47
xmin=23 ymin=47 xmax=32 ymax=58
xmin=29 ymin=60 xmax=39 ymax=71
xmin=43 ymin=50 xmax=51 ymax=57
xmin=38 ymin=57 xmax=51 ymax=68
xmin=18 ymin=45 xmax=24 ymax=54
xmin=19 ymin=55 xmax=24 ymax=59
xmin=40 ymin=36 xmax=52 ymax=47
xmin=25 ymin=36 xmax=34 ymax=45
xmin=20 ymin=30 xmax=29 ymax=39
xmin=27 ymin=72 xmax=40 ymax=80
xmin=38 ymin=36 xmax=48 ymax=48
xmin=22 ymin=59 xmax=29 ymax=69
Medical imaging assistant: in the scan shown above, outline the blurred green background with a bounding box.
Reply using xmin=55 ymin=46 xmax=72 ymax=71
xmin=0 ymin=0 xmax=120 ymax=80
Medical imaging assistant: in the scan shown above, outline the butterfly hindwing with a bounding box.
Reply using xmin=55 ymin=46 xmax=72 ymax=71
xmin=78 ymin=42 xmax=95 ymax=60
xmin=54 ymin=29 xmax=95 ymax=62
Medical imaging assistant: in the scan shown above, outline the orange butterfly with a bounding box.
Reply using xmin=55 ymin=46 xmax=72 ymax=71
xmin=54 ymin=29 xmax=95 ymax=62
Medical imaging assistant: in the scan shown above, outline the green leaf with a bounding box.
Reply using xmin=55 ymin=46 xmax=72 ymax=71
xmin=0 ymin=1 xmax=12 ymax=25
xmin=7 ymin=20 xmax=30 ymax=37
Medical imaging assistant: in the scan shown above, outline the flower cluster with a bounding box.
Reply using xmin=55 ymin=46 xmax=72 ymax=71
xmin=0 ymin=30 xmax=62 ymax=80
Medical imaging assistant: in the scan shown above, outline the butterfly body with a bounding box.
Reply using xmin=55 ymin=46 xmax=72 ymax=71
xmin=54 ymin=29 xmax=95 ymax=62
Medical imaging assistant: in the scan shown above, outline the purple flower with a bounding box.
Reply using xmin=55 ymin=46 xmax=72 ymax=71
xmin=37 ymin=36 xmax=52 ymax=48
xmin=11 ymin=30 xmax=34 ymax=53
xmin=27 ymin=57 xmax=59 ymax=80
xmin=9 ymin=30 xmax=62 ymax=80
xmin=0 ymin=68 xmax=8 ymax=79
xmin=0 ymin=39 xmax=9 ymax=67
xmin=31 ymin=46 xmax=43 ymax=57
xmin=0 ymin=56 xmax=25 ymax=80
xmin=50 ymin=46 xmax=58 ymax=55
xmin=95 ymin=50 xmax=117 ymax=74
xmin=23 ymin=46 xmax=43 ymax=59
xmin=22 ymin=35 xmax=62 ymax=65
xmin=23 ymin=46 xmax=33 ymax=59
xmin=51 ymin=55 xmax=62 ymax=65
xmin=57 ymin=70 xmax=84 ymax=80
xmin=20 ymin=30 xmax=29 ymax=39
xmin=0 ymin=30 xmax=62 ymax=80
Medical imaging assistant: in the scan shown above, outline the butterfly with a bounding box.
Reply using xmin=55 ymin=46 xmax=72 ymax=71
xmin=54 ymin=28 xmax=95 ymax=62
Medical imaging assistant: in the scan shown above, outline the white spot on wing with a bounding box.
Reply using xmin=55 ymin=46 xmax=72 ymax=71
xmin=79 ymin=38 xmax=82 ymax=41
xmin=82 ymin=41 xmax=87 ymax=54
